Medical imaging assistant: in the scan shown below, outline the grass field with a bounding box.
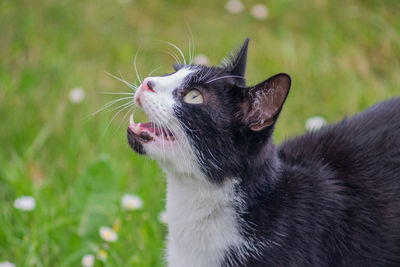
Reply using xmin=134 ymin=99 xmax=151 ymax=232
xmin=1 ymin=0 xmax=399 ymax=266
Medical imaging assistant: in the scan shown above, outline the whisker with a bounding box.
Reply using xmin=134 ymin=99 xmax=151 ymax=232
xmin=149 ymin=110 xmax=187 ymax=168
xmin=187 ymin=28 xmax=195 ymax=64
xmin=107 ymin=100 xmax=134 ymax=113
xmin=199 ymin=68 xmax=215 ymax=83
xmin=163 ymin=48 xmax=181 ymax=65
xmin=191 ymin=35 xmax=195 ymax=64
xmin=119 ymin=71 xmax=126 ymax=81
xmin=167 ymin=119 xmax=198 ymax=171
xmin=90 ymin=96 xmax=134 ymax=117
xmin=147 ymin=67 xmax=161 ymax=77
xmin=189 ymin=37 xmax=192 ymax=65
xmin=165 ymin=41 xmax=186 ymax=65
xmin=119 ymin=71 xmax=135 ymax=92
xmin=113 ymin=105 xmax=135 ymax=135
xmin=101 ymin=102 xmax=134 ymax=138
xmin=105 ymin=72 xmax=137 ymax=91
xmin=153 ymin=117 xmax=167 ymax=161
xmin=133 ymin=48 xmax=142 ymax=84
xmin=97 ymin=92 xmax=135 ymax=95
xmin=205 ymin=75 xmax=245 ymax=84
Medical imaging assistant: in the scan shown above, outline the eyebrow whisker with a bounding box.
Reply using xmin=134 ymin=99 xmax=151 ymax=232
xmin=205 ymin=75 xmax=245 ymax=84
xmin=133 ymin=48 xmax=142 ymax=84
xmin=165 ymin=41 xmax=186 ymax=65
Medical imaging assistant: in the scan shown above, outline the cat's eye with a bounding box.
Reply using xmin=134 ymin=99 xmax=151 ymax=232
xmin=183 ymin=89 xmax=203 ymax=104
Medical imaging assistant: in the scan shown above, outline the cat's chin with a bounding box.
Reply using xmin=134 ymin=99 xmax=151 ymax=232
xmin=127 ymin=127 xmax=146 ymax=154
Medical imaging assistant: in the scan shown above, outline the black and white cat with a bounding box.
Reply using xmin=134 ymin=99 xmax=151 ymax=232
xmin=126 ymin=38 xmax=400 ymax=267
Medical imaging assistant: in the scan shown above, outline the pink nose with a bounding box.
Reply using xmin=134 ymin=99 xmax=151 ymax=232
xmin=135 ymin=78 xmax=156 ymax=107
xmin=142 ymin=78 xmax=155 ymax=92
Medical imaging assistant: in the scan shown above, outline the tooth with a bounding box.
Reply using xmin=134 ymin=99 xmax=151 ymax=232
xmin=130 ymin=114 xmax=134 ymax=125
xmin=135 ymin=123 xmax=141 ymax=133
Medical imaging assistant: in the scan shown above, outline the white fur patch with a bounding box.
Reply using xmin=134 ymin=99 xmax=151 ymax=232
xmin=165 ymin=173 xmax=245 ymax=267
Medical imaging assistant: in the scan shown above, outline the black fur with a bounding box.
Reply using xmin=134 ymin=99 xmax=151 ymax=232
xmin=224 ymin=97 xmax=400 ymax=266
xmin=127 ymin=39 xmax=400 ymax=266
xmin=127 ymin=127 xmax=145 ymax=154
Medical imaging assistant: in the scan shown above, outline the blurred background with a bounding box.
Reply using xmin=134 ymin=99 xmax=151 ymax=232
xmin=0 ymin=0 xmax=399 ymax=266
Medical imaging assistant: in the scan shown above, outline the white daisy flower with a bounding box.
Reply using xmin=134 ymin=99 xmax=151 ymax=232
xmin=97 ymin=249 xmax=108 ymax=262
xmin=305 ymin=116 xmax=327 ymax=131
xmin=158 ymin=210 xmax=168 ymax=224
xmin=99 ymin=227 xmax=118 ymax=242
xmin=0 ymin=262 xmax=15 ymax=267
xmin=193 ymin=54 xmax=210 ymax=65
xmin=250 ymin=4 xmax=269 ymax=20
xmin=81 ymin=254 xmax=95 ymax=267
xmin=225 ymin=0 xmax=244 ymax=14
xmin=14 ymin=196 xmax=36 ymax=211
xmin=69 ymin=87 xmax=85 ymax=104
xmin=121 ymin=194 xmax=143 ymax=210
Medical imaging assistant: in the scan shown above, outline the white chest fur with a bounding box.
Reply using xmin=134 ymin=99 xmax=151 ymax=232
xmin=165 ymin=173 xmax=244 ymax=267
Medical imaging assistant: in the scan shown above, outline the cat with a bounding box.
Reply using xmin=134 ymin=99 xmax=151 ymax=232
xmin=126 ymin=38 xmax=400 ymax=267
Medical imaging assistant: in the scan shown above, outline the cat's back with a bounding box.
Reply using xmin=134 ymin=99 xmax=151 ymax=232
xmin=274 ymin=97 xmax=400 ymax=266
xmin=279 ymin=97 xmax=400 ymax=180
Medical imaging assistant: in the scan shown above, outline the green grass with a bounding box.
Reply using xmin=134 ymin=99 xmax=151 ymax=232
xmin=0 ymin=0 xmax=399 ymax=266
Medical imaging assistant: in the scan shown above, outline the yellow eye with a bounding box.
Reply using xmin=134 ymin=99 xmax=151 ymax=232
xmin=183 ymin=89 xmax=203 ymax=104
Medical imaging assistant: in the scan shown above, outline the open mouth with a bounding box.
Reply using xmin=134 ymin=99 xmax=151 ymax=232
xmin=128 ymin=115 xmax=175 ymax=143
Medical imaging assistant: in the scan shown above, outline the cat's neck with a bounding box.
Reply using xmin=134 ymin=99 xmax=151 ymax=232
xmin=241 ymin=140 xmax=282 ymax=199
xmin=161 ymin=143 xmax=281 ymax=267
xmin=164 ymin=171 xmax=242 ymax=222
xmin=164 ymin=170 xmax=245 ymax=267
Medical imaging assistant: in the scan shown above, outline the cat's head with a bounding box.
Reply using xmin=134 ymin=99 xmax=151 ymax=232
xmin=127 ymin=38 xmax=291 ymax=182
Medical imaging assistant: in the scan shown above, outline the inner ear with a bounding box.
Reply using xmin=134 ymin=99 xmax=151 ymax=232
xmin=242 ymin=73 xmax=291 ymax=132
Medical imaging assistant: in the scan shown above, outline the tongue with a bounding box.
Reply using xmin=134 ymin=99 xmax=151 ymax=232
xmin=155 ymin=127 xmax=174 ymax=137
xmin=139 ymin=122 xmax=174 ymax=137
xmin=140 ymin=122 xmax=157 ymax=134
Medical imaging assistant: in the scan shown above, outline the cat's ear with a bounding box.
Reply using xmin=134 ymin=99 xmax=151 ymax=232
xmin=242 ymin=73 xmax=291 ymax=131
xmin=227 ymin=38 xmax=250 ymax=77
